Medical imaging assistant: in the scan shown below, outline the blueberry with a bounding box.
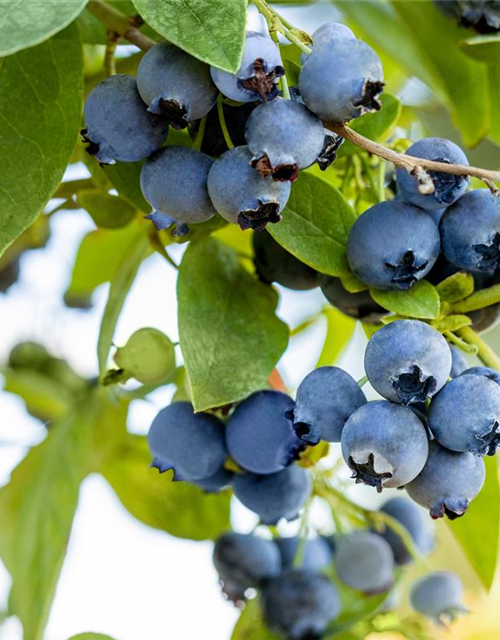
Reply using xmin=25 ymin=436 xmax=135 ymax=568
xmin=232 ymin=465 xmax=312 ymax=525
xmin=207 ymin=146 xmax=291 ymax=231
xmin=410 ymin=571 xmax=467 ymax=624
xmin=341 ymin=400 xmax=429 ymax=492
xmin=191 ymin=101 xmax=257 ymax=157
xmin=210 ymin=31 xmax=284 ymax=103
xmin=253 ymin=230 xmax=319 ymax=290
xmin=450 ymin=346 xmax=468 ymax=377
xmin=275 ymin=536 xmax=333 ymax=570
xmin=377 ymin=497 xmax=434 ymax=565
xmin=316 ymin=131 xmax=344 ymax=171
xmin=428 ymin=374 xmax=500 ymax=456
xmin=261 ymin=569 xmax=340 ymax=640
xmin=136 ymin=41 xmax=217 ymax=128
xmin=299 ymin=38 xmax=384 ymax=123
xmin=440 ymin=189 xmax=500 ymax=273
xmin=141 ymin=146 xmax=216 ymax=236
xmin=291 ymin=366 xmax=367 ymax=445
xmin=364 ymin=320 xmax=452 ymax=405
xmin=312 ymin=22 xmax=356 ymax=46
xmin=434 ymin=0 xmax=500 ymax=34
xmin=460 ymin=365 xmax=500 ymax=387
xmin=213 ymin=532 xmax=281 ymax=602
xmin=147 ymin=402 xmax=227 ymax=480
xmin=245 ymin=99 xmax=325 ymax=182
xmin=406 ymin=441 xmax=485 ymax=519
xmin=334 ymin=531 xmax=394 ymax=593
xmin=226 ymin=390 xmax=302 ymax=474
xmin=396 ymin=138 xmax=469 ymax=211
xmin=193 ymin=467 xmax=233 ymax=493
xmin=347 ymin=200 xmax=440 ymax=290
xmin=320 ymin=276 xmax=385 ymax=323
xmin=82 ymin=75 xmax=169 ymax=165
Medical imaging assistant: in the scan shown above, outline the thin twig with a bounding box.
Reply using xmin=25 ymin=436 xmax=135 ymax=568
xmin=104 ymin=31 xmax=119 ymax=76
xmin=87 ymin=0 xmax=155 ymax=51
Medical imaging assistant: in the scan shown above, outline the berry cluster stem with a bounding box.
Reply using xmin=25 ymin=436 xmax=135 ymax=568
xmin=457 ymin=326 xmax=500 ymax=371
xmin=87 ymin=0 xmax=155 ymax=51
xmin=216 ymin=95 xmax=235 ymax=150
xmin=452 ymin=283 xmax=500 ymax=314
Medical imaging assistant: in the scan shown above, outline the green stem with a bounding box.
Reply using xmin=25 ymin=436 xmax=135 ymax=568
xmin=444 ymin=330 xmax=478 ymax=355
xmin=104 ymin=31 xmax=118 ymax=76
xmin=192 ymin=114 xmax=207 ymax=151
xmin=87 ymin=0 xmax=154 ymax=51
xmin=377 ymin=159 xmax=386 ymax=202
xmin=361 ymin=155 xmax=379 ymax=202
xmin=457 ymin=326 xmax=500 ymax=370
xmin=253 ymin=0 xmax=312 ymax=54
xmin=216 ymin=95 xmax=235 ymax=150
xmin=452 ymin=283 xmax=500 ymax=313
xmin=357 ymin=375 xmax=368 ymax=388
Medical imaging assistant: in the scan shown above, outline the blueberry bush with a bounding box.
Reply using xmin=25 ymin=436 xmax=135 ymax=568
xmin=1 ymin=1 xmax=500 ymax=639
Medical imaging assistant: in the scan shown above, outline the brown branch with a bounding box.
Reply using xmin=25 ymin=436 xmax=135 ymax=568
xmin=326 ymin=122 xmax=500 ymax=191
xmin=87 ymin=0 xmax=155 ymax=51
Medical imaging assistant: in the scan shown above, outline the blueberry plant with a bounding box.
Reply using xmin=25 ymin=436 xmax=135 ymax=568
xmin=2 ymin=1 xmax=500 ymax=639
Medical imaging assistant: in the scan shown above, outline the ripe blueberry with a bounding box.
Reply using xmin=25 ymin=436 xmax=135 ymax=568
xmin=450 ymin=346 xmax=468 ymax=377
xmin=245 ymin=99 xmax=325 ymax=182
xmin=406 ymin=441 xmax=485 ymax=519
xmin=210 ymin=31 xmax=284 ymax=103
xmin=232 ymin=465 xmax=312 ymax=525
xmin=428 ymin=374 xmax=500 ymax=456
xmin=192 ymin=101 xmax=257 ymax=157
xmin=261 ymin=569 xmax=340 ymax=640
xmin=320 ymin=275 xmax=385 ymax=323
xmin=434 ymin=0 xmax=500 ymax=33
xmin=396 ymin=138 xmax=469 ymax=211
xmin=147 ymin=402 xmax=227 ymax=480
xmin=136 ymin=41 xmax=217 ymax=128
xmin=364 ymin=320 xmax=452 ymax=405
xmin=460 ymin=365 xmax=500 ymax=387
xmin=341 ymin=400 xmax=429 ymax=492
xmin=82 ymin=75 xmax=169 ymax=165
xmin=312 ymin=22 xmax=356 ymax=45
xmin=225 ymin=390 xmax=302 ymax=474
xmin=334 ymin=531 xmax=394 ymax=593
xmin=347 ymin=200 xmax=440 ymax=290
xmin=290 ymin=366 xmax=367 ymax=445
xmin=193 ymin=467 xmax=233 ymax=493
xmin=141 ymin=146 xmax=216 ymax=236
xmin=207 ymin=146 xmax=291 ymax=231
xmin=299 ymin=38 xmax=384 ymax=123
xmin=440 ymin=189 xmax=500 ymax=273
xmin=410 ymin=571 xmax=467 ymax=624
xmin=275 ymin=537 xmax=333 ymax=571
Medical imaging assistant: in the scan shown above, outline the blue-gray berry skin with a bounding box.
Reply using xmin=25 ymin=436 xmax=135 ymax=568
xmin=347 ymin=200 xmax=440 ymax=290
xmin=207 ymin=146 xmax=291 ymax=231
xmin=428 ymin=375 xmax=500 ymax=456
xmin=450 ymin=346 xmax=468 ymax=377
xmin=245 ymin=99 xmax=325 ymax=182
xmin=406 ymin=441 xmax=485 ymax=519
xmin=364 ymin=320 xmax=452 ymax=405
xmin=261 ymin=569 xmax=340 ymax=640
xmin=210 ymin=31 xmax=284 ymax=103
xmin=276 ymin=537 xmax=333 ymax=571
xmin=193 ymin=467 xmax=233 ymax=493
xmin=299 ymin=38 xmax=384 ymax=123
xmin=320 ymin=276 xmax=385 ymax=323
xmin=335 ymin=531 xmax=394 ymax=593
xmin=378 ymin=497 xmax=434 ymax=565
xmin=460 ymin=365 xmax=500 ymax=386
xmin=434 ymin=0 xmax=500 ymax=34
xmin=253 ymin=230 xmax=318 ymax=290
xmin=226 ymin=390 xmax=302 ymax=474
xmin=82 ymin=75 xmax=169 ymax=165
xmin=410 ymin=571 xmax=467 ymax=624
xmin=312 ymin=22 xmax=356 ymax=45
xmin=141 ymin=146 xmax=216 ymax=236
xmin=341 ymin=400 xmax=429 ymax=492
xmin=147 ymin=402 xmax=227 ymax=481
xmin=440 ymin=189 xmax=500 ymax=273
xmin=232 ymin=465 xmax=312 ymax=525
xmin=396 ymin=138 xmax=469 ymax=211
xmin=136 ymin=41 xmax=217 ymax=128
xmin=213 ymin=532 xmax=281 ymax=602
xmin=291 ymin=366 xmax=367 ymax=445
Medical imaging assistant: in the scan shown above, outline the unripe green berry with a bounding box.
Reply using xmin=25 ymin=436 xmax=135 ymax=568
xmin=114 ymin=328 xmax=176 ymax=384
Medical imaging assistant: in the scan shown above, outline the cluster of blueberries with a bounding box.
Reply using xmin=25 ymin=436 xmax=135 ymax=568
xmin=82 ymin=23 xmax=384 ymax=236
xmin=212 ymin=504 xmax=465 ymax=640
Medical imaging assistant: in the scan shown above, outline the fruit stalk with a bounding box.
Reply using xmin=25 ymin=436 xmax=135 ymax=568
xmin=87 ymin=0 xmax=155 ymax=51
xmin=457 ymin=326 xmax=500 ymax=371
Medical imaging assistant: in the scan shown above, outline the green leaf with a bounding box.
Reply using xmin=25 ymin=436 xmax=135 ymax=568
xmin=459 ymin=34 xmax=500 ymax=62
xmin=97 ymin=227 xmax=151 ymax=374
xmin=431 ymin=314 xmax=472 ymax=333
xmin=68 ymin=634 xmax=116 ymax=640
xmin=77 ymin=191 xmax=137 ymax=229
xmin=436 ymin=271 xmax=475 ymax=302
xmin=488 ymin=65 xmax=500 ymax=146
xmin=269 ymin=173 xmax=357 ymax=277
xmin=103 ymin=161 xmax=150 ymax=213
xmin=231 ymin=598 xmax=281 ymax=640
xmin=370 ymin=281 xmax=441 ymax=320
xmin=131 ymin=0 xmax=248 ymax=72
xmin=0 ymin=0 xmax=88 ymax=55
xmin=325 ymin=581 xmax=387 ymax=638
xmin=0 ymin=23 xmax=83 ymax=258
xmin=104 ymin=435 xmax=231 ymax=541
xmin=340 ymin=94 xmax=402 ymax=154
xmin=177 ymin=238 xmax=289 ymax=411
xmin=0 ymin=407 xmax=92 ymax=640
xmin=340 ymin=273 xmax=368 ymax=294
xmin=448 ymin=456 xmax=500 ymax=590
xmin=316 ymin=309 xmax=356 ymax=368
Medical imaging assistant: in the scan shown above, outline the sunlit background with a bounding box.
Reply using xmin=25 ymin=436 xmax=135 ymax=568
xmin=2 ymin=2 xmax=500 ymax=639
